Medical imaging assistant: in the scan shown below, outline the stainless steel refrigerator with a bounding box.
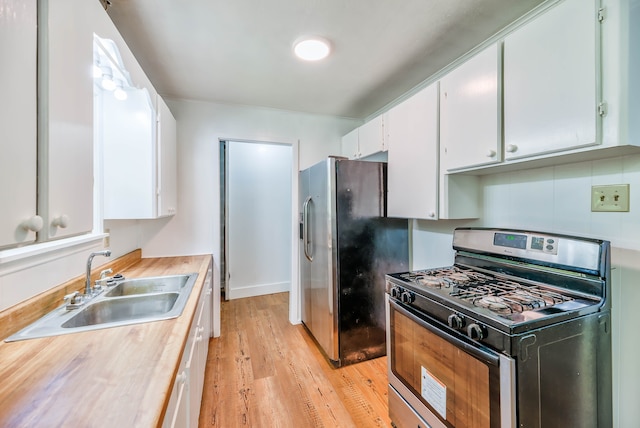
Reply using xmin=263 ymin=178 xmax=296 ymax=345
xmin=299 ymin=157 xmax=408 ymax=367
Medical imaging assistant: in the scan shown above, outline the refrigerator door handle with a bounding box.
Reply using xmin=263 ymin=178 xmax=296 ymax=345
xmin=303 ymin=196 xmax=313 ymax=261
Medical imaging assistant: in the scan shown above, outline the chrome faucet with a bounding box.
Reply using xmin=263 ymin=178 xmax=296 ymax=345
xmin=86 ymin=250 xmax=111 ymax=295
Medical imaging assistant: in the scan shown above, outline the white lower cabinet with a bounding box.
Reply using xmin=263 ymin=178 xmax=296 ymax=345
xmin=163 ymin=265 xmax=212 ymax=428
xmin=164 ymin=350 xmax=189 ymax=428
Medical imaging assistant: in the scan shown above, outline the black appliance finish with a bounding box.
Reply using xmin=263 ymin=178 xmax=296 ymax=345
xmin=300 ymin=158 xmax=409 ymax=367
xmin=386 ymin=227 xmax=612 ymax=428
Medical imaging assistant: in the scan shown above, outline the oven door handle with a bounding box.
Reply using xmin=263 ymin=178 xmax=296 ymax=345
xmin=390 ymin=298 xmax=500 ymax=366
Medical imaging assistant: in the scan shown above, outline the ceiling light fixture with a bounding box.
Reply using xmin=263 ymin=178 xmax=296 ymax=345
xmin=293 ymin=37 xmax=331 ymax=61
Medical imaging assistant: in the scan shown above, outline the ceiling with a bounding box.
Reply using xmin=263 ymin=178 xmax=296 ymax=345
xmin=105 ymin=0 xmax=546 ymax=120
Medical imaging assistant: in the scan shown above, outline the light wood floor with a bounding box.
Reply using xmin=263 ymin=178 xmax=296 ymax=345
xmin=198 ymin=292 xmax=392 ymax=428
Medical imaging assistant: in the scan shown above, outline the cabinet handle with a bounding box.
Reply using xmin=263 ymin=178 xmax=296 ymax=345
xmin=506 ymin=144 xmax=518 ymax=153
xmin=51 ymin=214 xmax=70 ymax=228
xmin=486 ymin=149 xmax=496 ymax=158
xmin=21 ymin=215 xmax=44 ymax=232
xmin=428 ymin=211 xmax=436 ymax=218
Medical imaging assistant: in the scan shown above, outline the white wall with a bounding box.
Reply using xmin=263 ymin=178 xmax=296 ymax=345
xmin=411 ymin=153 xmax=640 ymax=428
xmin=227 ymin=141 xmax=292 ymax=299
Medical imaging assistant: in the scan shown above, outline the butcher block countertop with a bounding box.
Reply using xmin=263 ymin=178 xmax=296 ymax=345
xmin=0 ymin=251 xmax=212 ymax=428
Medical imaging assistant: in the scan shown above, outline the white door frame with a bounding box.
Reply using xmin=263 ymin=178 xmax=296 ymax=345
xmin=220 ymin=138 xmax=300 ymax=325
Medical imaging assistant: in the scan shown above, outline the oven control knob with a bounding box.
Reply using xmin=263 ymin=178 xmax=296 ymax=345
xmin=467 ymin=323 xmax=486 ymax=341
xmin=400 ymin=291 xmax=414 ymax=304
xmin=390 ymin=287 xmax=401 ymax=299
xmin=447 ymin=314 xmax=465 ymax=330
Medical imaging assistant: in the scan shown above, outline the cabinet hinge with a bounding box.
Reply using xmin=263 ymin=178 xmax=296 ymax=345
xmin=598 ymin=7 xmax=606 ymax=23
xmin=598 ymin=102 xmax=608 ymax=117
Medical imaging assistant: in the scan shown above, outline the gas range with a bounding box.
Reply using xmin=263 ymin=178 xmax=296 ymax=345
xmin=385 ymin=228 xmax=610 ymax=355
xmin=385 ymin=228 xmax=612 ymax=428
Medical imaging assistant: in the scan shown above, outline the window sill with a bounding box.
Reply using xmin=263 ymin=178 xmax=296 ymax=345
xmin=0 ymin=234 xmax=108 ymax=272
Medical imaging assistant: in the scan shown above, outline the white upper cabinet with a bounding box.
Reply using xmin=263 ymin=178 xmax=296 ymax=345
xmin=103 ymin=88 xmax=158 ymax=219
xmin=503 ymin=0 xmax=598 ymax=160
xmin=157 ymin=95 xmax=178 ymax=217
xmin=0 ymin=0 xmax=39 ymax=248
xmin=440 ymin=43 xmax=501 ymax=172
xmin=387 ymin=84 xmax=439 ymax=220
xmin=340 ymin=115 xmax=386 ymax=159
xmin=96 ymin=24 xmax=177 ymax=220
xmin=358 ymin=115 xmax=386 ymax=157
xmin=102 ymin=91 xmax=177 ymax=220
xmin=43 ymin=0 xmax=96 ymax=239
xmin=341 ymin=127 xmax=359 ymax=159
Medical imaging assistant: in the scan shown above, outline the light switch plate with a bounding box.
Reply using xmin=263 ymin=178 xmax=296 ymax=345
xmin=591 ymin=184 xmax=630 ymax=212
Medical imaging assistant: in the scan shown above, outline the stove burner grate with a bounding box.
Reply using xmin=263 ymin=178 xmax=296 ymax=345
xmin=399 ymin=266 xmax=574 ymax=314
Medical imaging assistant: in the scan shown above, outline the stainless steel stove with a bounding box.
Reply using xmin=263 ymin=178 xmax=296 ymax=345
xmin=385 ymin=228 xmax=612 ymax=428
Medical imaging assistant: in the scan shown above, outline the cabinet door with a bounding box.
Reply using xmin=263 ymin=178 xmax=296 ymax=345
xmin=157 ymin=95 xmax=177 ymax=217
xmin=45 ymin=0 xmax=95 ymax=238
xmin=503 ymin=0 xmax=597 ymax=160
xmin=358 ymin=115 xmax=385 ymax=157
xmin=387 ymin=84 xmax=439 ymax=219
xmin=165 ymin=369 xmax=188 ymax=428
xmin=0 ymin=0 xmax=38 ymax=247
xmin=440 ymin=44 xmax=500 ymax=171
xmin=341 ymin=128 xmax=359 ymax=159
xmin=188 ymin=293 xmax=206 ymax=428
xmin=103 ymin=88 xmax=157 ymax=219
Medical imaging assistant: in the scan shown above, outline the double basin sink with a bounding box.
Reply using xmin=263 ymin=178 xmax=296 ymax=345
xmin=5 ymin=273 xmax=198 ymax=342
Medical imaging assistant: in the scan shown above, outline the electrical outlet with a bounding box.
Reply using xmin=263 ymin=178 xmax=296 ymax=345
xmin=591 ymin=184 xmax=630 ymax=212
xmin=104 ymin=228 xmax=110 ymax=247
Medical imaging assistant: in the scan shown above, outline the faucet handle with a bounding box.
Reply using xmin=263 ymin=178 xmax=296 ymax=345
xmin=63 ymin=291 xmax=79 ymax=302
xmin=99 ymin=268 xmax=113 ymax=280
xmin=63 ymin=291 xmax=84 ymax=308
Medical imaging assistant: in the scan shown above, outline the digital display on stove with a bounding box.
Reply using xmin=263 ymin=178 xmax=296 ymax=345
xmin=493 ymin=232 xmax=527 ymax=249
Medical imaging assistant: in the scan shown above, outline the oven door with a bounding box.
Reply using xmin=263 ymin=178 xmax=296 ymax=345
xmin=386 ymin=296 xmax=516 ymax=428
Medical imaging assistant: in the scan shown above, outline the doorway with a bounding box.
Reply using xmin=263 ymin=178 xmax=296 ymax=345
xmin=220 ymin=140 xmax=293 ymax=300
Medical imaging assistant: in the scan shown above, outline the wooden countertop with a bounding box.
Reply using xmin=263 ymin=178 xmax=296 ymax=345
xmin=0 ymin=253 xmax=212 ymax=428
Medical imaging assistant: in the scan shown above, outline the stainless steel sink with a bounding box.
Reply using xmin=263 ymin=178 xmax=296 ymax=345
xmin=105 ymin=274 xmax=189 ymax=297
xmin=62 ymin=293 xmax=180 ymax=328
xmin=4 ymin=273 xmax=198 ymax=342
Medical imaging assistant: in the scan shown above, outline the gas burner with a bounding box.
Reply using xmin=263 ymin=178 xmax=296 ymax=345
xmin=475 ymin=295 xmax=513 ymax=314
xmin=416 ymin=276 xmax=445 ymax=288
xmin=457 ymin=282 xmax=575 ymax=315
xmin=402 ymin=266 xmax=479 ymax=289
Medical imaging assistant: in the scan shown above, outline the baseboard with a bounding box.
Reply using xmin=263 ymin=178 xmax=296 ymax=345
xmin=227 ymin=281 xmax=290 ymax=300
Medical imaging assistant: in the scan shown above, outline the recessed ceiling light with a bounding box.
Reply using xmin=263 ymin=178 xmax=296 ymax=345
xmin=293 ymin=37 xmax=331 ymax=61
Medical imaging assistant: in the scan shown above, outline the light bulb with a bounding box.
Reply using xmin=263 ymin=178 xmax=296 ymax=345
xmin=100 ymin=66 xmax=116 ymax=91
xmin=114 ymin=83 xmax=127 ymax=101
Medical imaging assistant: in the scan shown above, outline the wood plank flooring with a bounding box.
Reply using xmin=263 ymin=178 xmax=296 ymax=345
xmin=199 ymin=292 xmax=392 ymax=428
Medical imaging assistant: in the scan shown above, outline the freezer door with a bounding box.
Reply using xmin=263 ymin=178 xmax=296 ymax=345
xmin=299 ymin=159 xmax=337 ymax=361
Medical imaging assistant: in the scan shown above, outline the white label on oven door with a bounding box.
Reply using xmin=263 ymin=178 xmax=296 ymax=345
xmin=421 ymin=366 xmax=447 ymax=419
